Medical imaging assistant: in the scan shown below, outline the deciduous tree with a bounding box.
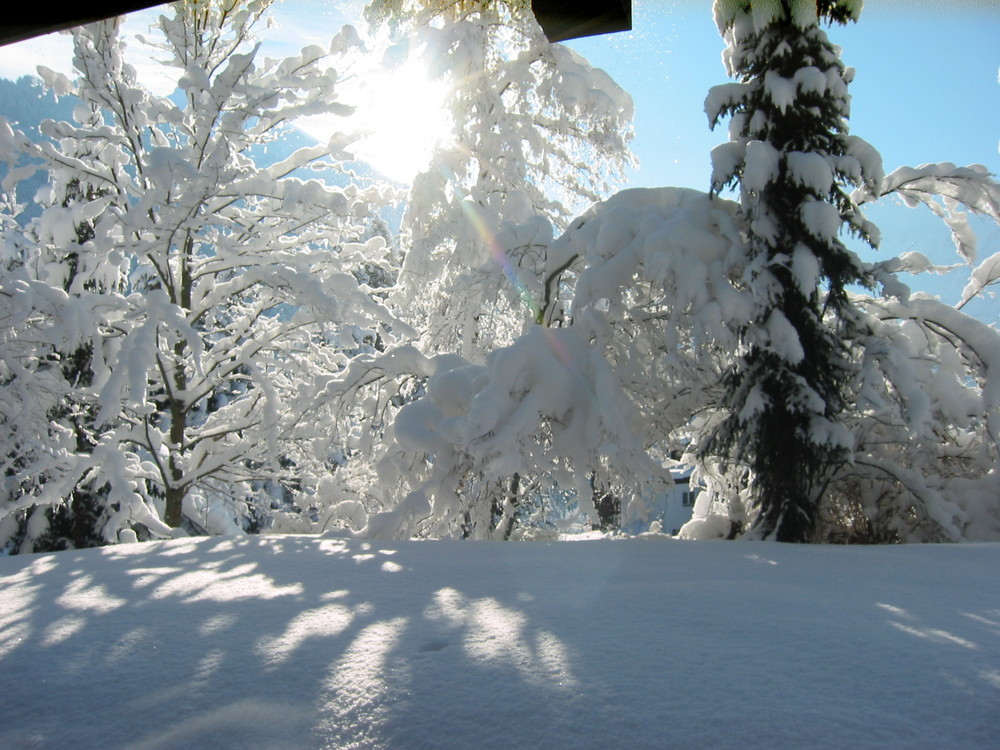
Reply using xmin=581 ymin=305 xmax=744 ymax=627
xmin=0 ymin=0 xmax=406 ymax=550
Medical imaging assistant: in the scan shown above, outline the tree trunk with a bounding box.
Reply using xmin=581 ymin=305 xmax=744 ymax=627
xmin=164 ymin=334 xmax=188 ymax=528
xmin=164 ymin=482 xmax=184 ymax=528
xmin=164 ymin=238 xmax=194 ymax=528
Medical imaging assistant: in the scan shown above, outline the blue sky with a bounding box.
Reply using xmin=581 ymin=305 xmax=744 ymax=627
xmin=569 ymin=1 xmax=1000 ymax=192
xmin=1 ymin=0 xmax=997 ymax=320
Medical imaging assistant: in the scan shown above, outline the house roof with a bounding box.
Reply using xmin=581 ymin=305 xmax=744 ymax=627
xmin=531 ymin=0 xmax=631 ymax=42
xmin=1 ymin=3 xmax=165 ymax=47
xmin=1 ymin=1 xmax=632 ymax=47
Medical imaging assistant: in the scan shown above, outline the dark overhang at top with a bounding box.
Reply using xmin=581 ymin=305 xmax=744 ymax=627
xmin=532 ymin=0 xmax=631 ymax=42
xmin=1 ymin=3 xmax=165 ymax=47
xmin=0 ymin=1 xmax=633 ymax=48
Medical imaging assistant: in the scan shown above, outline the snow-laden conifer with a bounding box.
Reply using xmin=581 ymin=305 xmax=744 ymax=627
xmin=700 ymin=0 xmax=882 ymax=541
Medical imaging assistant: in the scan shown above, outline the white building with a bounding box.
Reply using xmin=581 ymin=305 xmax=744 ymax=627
xmin=644 ymin=466 xmax=700 ymax=535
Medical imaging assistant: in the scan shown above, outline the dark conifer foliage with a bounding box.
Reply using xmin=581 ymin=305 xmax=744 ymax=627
xmin=701 ymin=0 xmax=881 ymax=541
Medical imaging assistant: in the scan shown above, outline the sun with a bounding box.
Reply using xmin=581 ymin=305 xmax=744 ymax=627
xmin=298 ymin=52 xmax=452 ymax=185
xmin=350 ymin=62 xmax=453 ymax=184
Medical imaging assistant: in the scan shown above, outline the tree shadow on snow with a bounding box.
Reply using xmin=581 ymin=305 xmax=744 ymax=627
xmin=0 ymin=536 xmax=629 ymax=750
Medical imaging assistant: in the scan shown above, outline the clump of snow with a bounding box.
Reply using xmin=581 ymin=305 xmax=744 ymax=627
xmin=764 ymin=309 xmax=805 ymax=363
xmin=800 ymin=199 xmax=843 ymax=242
xmin=742 ymin=140 xmax=781 ymax=193
xmin=704 ymin=82 xmax=749 ymax=124
xmin=763 ymin=70 xmax=796 ymax=114
xmin=961 ymin=252 xmax=1000 ymax=307
xmin=787 ymin=151 xmax=834 ymax=195
xmin=791 ymin=242 xmax=821 ymax=293
xmin=710 ymin=140 xmax=745 ymax=189
xmin=677 ymin=513 xmax=733 ymax=540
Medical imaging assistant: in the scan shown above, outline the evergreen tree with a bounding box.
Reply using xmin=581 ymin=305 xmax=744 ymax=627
xmin=700 ymin=0 xmax=881 ymax=541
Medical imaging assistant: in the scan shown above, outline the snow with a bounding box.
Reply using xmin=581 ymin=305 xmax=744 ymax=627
xmin=791 ymin=241 xmax=821 ymax=294
xmin=1 ymin=536 xmax=997 ymax=749
xmin=961 ymin=251 xmax=1000 ymax=307
xmin=751 ymin=0 xmax=783 ymax=32
xmin=704 ymin=82 xmax=748 ymax=124
xmin=764 ymin=309 xmax=805 ymax=363
xmin=763 ymin=70 xmax=796 ymax=114
xmin=709 ymin=140 xmax=744 ymax=189
xmin=793 ymin=65 xmax=827 ymax=97
xmin=787 ymin=150 xmax=834 ymax=195
xmin=742 ymin=139 xmax=780 ymax=194
xmin=800 ymin=199 xmax=843 ymax=243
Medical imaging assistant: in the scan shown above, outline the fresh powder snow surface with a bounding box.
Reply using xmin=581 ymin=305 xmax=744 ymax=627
xmin=1 ymin=535 xmax=998 ymax=749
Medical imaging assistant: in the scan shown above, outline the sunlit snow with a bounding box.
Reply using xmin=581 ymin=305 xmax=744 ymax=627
xmin=1 ymin=535 xmax=997 ymax=749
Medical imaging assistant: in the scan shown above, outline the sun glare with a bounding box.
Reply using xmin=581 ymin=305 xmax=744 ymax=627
xmin=299 ymin=54 xmax=452 ymax=185
xmin=352 ymin=62 xmax=452 ymax=184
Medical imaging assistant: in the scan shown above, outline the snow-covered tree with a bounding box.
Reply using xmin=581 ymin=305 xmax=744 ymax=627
xmin=0 ymin=0 xmax=407 ymax=551
xmin=0 ymin=266 xmax=99 ymax=551
xmin=299 ymin=0 xmax=636 ymax=538
xmin=801 ymin=160 xmax=1000 ymax=543
xmin=323 ymin=174 xmax=762 ymax=541
xmin=853 ymin=162 xmax=1000 ymax=310
xmin=666 ymin=2 xmax=1000 ymax=544
xmin=1 ymin=103 xmax=139 ymax=551
xmin=369 ymin=0 xmax=634 ymax=360
xmin=815 ymin=293 xmax=1000 ymax=543
xmin=319 ymin=324 xmax=655 ymax=539
xmin=698 ymin=0 xmax=881 ymax=541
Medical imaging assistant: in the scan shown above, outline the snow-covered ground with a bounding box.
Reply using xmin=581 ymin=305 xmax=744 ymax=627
xmin=1 ymin=535 xmax=998 ymax=749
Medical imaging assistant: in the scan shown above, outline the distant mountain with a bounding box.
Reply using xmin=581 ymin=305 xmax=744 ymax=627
xmin=0 ymin=76 xmax=79 ymax=219
xmin=0 ymin=75 xmax=77 ymax=137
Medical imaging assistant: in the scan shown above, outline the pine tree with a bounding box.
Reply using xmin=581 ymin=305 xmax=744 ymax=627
xmin=700 ymin=0 xmax=882 ymax=541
